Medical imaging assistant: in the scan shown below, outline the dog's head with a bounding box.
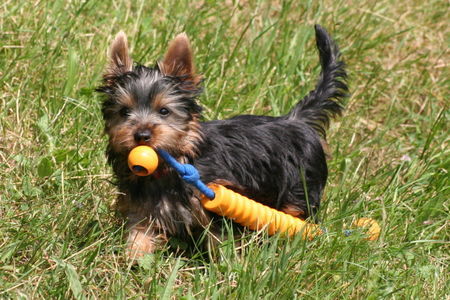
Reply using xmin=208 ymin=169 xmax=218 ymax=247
xmin=97 ymin=32 xmax=203 ymax=158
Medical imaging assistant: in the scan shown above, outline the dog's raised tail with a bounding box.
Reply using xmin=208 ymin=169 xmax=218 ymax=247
xmin=287 ymin=25 xmax=348 ymax=138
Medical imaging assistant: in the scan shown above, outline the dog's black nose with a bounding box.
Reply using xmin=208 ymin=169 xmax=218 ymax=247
xmin=134 ymin=129 xmax=152 ymax=143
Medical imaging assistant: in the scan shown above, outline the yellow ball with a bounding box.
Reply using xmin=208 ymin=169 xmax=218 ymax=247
xmin=128 ymin=146 xmax=159 ymax=176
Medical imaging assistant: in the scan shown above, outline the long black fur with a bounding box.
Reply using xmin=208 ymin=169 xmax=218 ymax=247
xmin=195 ymin=25 xmax=347 ymax=217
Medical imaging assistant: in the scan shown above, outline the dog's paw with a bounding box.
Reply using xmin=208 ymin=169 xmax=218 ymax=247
xmin=126 ymin=229 xmax=157 ymax=260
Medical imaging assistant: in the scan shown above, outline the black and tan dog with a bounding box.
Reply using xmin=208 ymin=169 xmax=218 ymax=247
xmin=97 ymin=25 xmax=348 ymax=257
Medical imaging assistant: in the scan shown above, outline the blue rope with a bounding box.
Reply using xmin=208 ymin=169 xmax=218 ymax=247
xmin=343 ymin=229 xmax=353 ymax=237
xmin=156 ymin=149 xmax=216 ymax=199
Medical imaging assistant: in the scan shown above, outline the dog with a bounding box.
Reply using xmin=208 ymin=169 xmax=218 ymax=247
xmin=97 ymin=25 xmax=348 ymax=257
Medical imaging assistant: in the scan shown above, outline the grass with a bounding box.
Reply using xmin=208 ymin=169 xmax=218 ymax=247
xmin=1 ymin=0 xmax=448 ymax=298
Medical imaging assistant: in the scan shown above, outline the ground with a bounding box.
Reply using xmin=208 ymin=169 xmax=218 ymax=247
xmin=0 ymin=0 xmax=448 ymax=298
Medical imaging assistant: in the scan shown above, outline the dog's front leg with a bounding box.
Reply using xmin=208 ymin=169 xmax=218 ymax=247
xmin=117 ymin=194 xmax=166 ymax=259
xmin=125 ymin=218 xmax=167 ymax=259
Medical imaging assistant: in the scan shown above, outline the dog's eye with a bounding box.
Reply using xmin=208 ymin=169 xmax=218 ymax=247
xmin=159 ymin=107 xmax=170 ymax=116
xmin=120 ymin=107 xmax=130 ymax=117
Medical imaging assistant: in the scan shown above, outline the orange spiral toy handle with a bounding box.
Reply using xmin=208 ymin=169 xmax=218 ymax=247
xmin=353 ymin=217 xmax=381 ymax=241
xmin=200 ymin=184 xmax=324 ymax=239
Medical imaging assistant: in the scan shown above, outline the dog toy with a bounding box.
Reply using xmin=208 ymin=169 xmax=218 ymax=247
xmin=128 ymin=146 xmax=159 ymax=176
xmin=128 ymin=146 xmax=379 ymax=240
xmin=352 ymin=217 xmax=380 ymax=241
xmin=200 ymin=183 xmax=323 ymax=239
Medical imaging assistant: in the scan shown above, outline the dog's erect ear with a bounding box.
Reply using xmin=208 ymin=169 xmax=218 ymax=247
xmin=106 ymin=31 xmax=132 ymax=77
xmin=160 ymin=33 xmax=201 ymax=85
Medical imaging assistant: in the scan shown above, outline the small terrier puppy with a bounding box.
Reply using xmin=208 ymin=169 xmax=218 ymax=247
xmin=97 ymin=25 xmax=348 ymax=257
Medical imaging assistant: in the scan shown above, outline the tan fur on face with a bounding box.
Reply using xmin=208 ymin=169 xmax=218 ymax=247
xmin=151 ymin=92 xmax=172 ymax=112
xmin=150 ymin=124 xmax=192 ymax=154
xmin=116 ymin=86 xmax=135 ymax=107
xmin=180 ymin=117 xmax=203 ymax=157
xmin=108 ymin=124 xmax=136 ymax=153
